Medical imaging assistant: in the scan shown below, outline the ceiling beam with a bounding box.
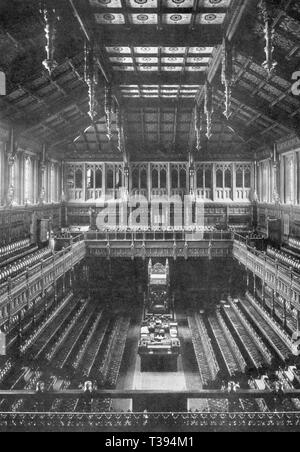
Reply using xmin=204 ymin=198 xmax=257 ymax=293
xmin=100 ymin=27 xmax=223 ymax=48
xmin=196 ymin=0 xmax=256 ymax=104
xmin=113 ymin=73 xmax=206 ymax=85
xmin=214 ymin=113 xmax=270 ymax=150
xmin=236 ymin=45 xmax=300 ymax=84
xmin=140 ymin=108 xmax=146 ymax=151
xmin=190 ymin=0 xmax=255 ymax=151
xmin=90 ymin=7 xmax=228 ymax=15
xmin=230 ymin=86 xmax=297 ymax=134
xmin=123 ymin=98 xmax=195 ymax=109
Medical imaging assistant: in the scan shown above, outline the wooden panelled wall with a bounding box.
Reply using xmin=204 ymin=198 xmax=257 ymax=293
xmin=0 ymin=205 xmax=62 ymax=245
xmin=0 ymin=123 xmax=62 ymax=207
xmin=0 ymin=123 xmax=62 ymax=245
xmin=257 ymin=136 xmax=300 ymax=240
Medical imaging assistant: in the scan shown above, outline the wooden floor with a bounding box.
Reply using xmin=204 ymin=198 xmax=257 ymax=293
xmin=112 ymin=308 xmax=206 ymax=412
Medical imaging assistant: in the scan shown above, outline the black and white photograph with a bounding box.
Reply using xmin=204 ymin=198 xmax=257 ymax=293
xmin=0 ymin=0 xmax=300 ymax=436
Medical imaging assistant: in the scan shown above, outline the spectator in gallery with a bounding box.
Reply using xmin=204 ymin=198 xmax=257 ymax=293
xmin=221 ymin=381 xmax=227 ymax=392
xmin=82 ymin=380 xmax=94 ymax=412
xmin=228 ymin=380 xmax=240 ymax=393
xmin=34 ymin=381 xmax=47 ymax=412
xmin=143 ymin=409 xmax=149 ymax=426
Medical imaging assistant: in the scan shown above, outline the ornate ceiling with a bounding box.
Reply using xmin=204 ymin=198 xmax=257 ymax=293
xmin=0 ymin=0 xmax=299 ymax=161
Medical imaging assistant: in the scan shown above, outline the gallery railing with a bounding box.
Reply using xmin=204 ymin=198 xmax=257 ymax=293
xmin=0 ymin=241 xmax=86 ymax=324
xmin=0 ymin=411 xmax=299 ymax=431
xmin=233 ymin=240 xmax=300 ymax=310
xmin=83 ymin=231 xmax=234 ymax=242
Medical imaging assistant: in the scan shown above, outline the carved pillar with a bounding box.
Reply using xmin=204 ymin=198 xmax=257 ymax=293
xmin=83 ymin=163 xmax=87 ymax=202
xmin=17 ymin=310 xmax=23 ymax=356
xmin=297 ymin=310 xmax=300 ymax=333
xmin=232 ymin=162 xmax=237 ymax=202
xmin=167 ymin=162 xmax=172 ymax=197
xmin=147 ymin=163 xmax=152 ymax=201
xmin=102 ymin=163 xmax=106 ymax=200
xmin=262 ymin=280 xmax=266 ymax=306
xmin=212 ymin=163 xmax=216 ymax=202
xmin=283 ymin=299 xmax=287 ymax=329
xmin=246 ymin=269 xmax=250 ymax=290
xmin=6 ymin=153 xmax=15 ymax=206
xmin=272 ymin=145 xmax=280 ymax=204
xmin=280 ymin=154 xmax=285 ymax=205
xmin=32 ymin=298 xmax=36 ymax=329
xmin=39 ymin=157 xmax=46 ymax=206
xmin=272 ymin=289 xmax=275 ymax=318
xmin=61 ymin=161 xmax=66 ymax=202
xmin=124 ymin=163 xmax=129 ymax=196
xmin=253 ymin=160 xmax=258 ymax=202
xmin=189 ymin=151 xmax=195 ymax=197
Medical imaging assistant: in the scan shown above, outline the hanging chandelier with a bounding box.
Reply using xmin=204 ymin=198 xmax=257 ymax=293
xmin=194 ymin=103 xmax=202 ymax=151
xmin=204 ymin=81 xmax=213 ymax=140
xmin=105 ymin=84 xmax=113 ymax=141
xmin=259 ymin=0 xmax=277 ymax=78
xmin=41 ymin=0 xmax=58 ymax=75
xmin=84 ymin=40 xmax=97 ymax=122
xmin=221 ymin=38 xmax=233 ymax=120
xmin=116 ymin=105 xmax=123 ymax=153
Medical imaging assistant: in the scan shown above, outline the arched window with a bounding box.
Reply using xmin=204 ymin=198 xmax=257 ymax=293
xmin=116 ymin=168 xmax=123 ymax=188
xmin=75 ymin=168 xmax=83 ymax=189
xmin=216 ymin=169 xmax=223 ymax=188
xmin=172 ymin=169 xmax=178 ymax=189
xmin=132 ymin=168 xmax=139 ymax=189
xmin=197 ymin=168 xmax=204 ymax=188
xmin=225 ymin=169 xmax=232 ymax=188
xmin=107 ymin=169 xmax=114 ymax=189
xmin=286 ymin=157 xmax=294 ymax=204
xmin=141 ymin=169 xmax=147 ymax=189
xmin=67 ymin=166 xmax=75 ymax=189
xmin=180 ymin=169 xmax=186 ymax=189
xmin=236 ymin=169 xmax=243 ymax=188
xmin=87 ymin=168 xmax=94 ymax=189
xmin=24 ymin=157 xmax=33 ymax=203
xmin=95 ymin=168 xmax=102 ymax=189
xmin=50 ymin=164 xmax=57 ymax=202
xmin=205 ymin=168 xmax=212 ymax=189
xmin=244 ymin=169 xmax=251 ymax=188
xmin=152 ymin=169 xmax=159 ymax=189
xmin=160 ymin=169 xmax=167 ymax=189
